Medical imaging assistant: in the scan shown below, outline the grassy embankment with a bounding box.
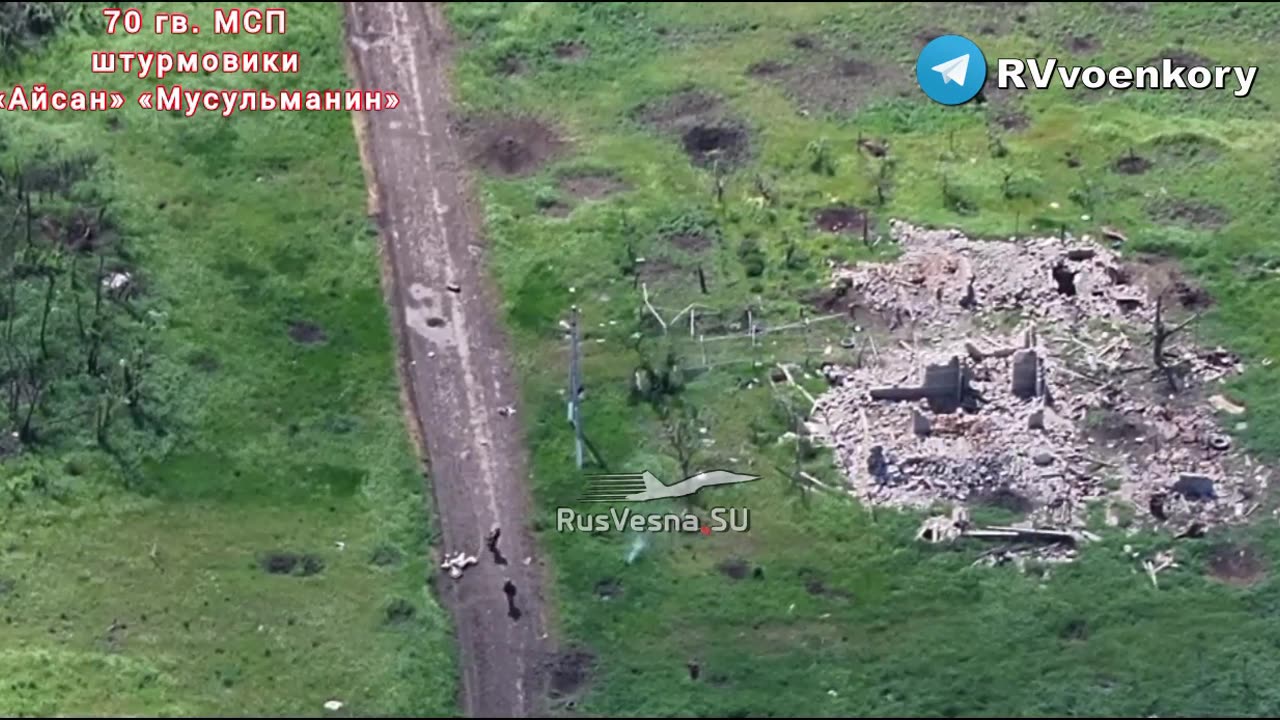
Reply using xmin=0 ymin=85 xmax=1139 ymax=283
xmin=446 ymin=2 xmax=1280 ymax=716
xmin=0 ymin=3 xmax=456 ymax=716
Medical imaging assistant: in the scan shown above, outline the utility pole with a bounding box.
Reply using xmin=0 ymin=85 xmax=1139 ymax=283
xmin=567 ymin=305 xmax=584 ymax=469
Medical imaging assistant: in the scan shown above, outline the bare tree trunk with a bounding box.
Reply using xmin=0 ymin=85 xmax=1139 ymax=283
xmin=18 ymin=351 xmax=46 ymax=442
xmin=38 ymin=271 xmax=55 ymax=361
xmin=1151 ymin=292 xmax=1199 ymax=393
xmin=87 ymin=254 xmax=105 ymax=375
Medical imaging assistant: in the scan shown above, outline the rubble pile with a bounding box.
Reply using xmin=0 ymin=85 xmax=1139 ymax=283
xmin=810 ymin=221 xmax=1265 ymax=537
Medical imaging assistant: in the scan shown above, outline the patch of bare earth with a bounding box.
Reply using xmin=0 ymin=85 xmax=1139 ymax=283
xmin=809 ymin=221 xmax=1265 ymax=560
xmin=976 ymin=83 xmax=1030 ymax=131
xmin=495 ymin=54 xmax=525 ymax=76
xmin=746 ymin=59 xmax=788 ymax=77
xmin=1147 ymin=198 xmax=1230 ymax=230
xmin=1113 ymin=152 xmax=1152 ymax=175
xmin=1148 ymin=49 xmax=1213 ymax=70
xmin=717 ymin=558 xmax=751 ymax=580
xmin=636 ymin=256 xmax=682 ymax=283
xmin=814 ymin=206 xmax=872 ymax=235
xmin=538 ymin=200 xmax=572 ymax=218
xmin=287 ymin=320 xmax=327 ymax=344
xmin=1150 ymin=132 xmax=1225 ymax=163
xmin=458 ymin=115 xmax=567 ymax=178
xmin=1208 ymin=543 xmax=1267 ymax=586
xmin=635 ymin=90 xmax=751 ymax=169
xmin=761 ymin=51 xmax=899 ymax=116
xmin=547 ymin=648 xmax=596 ymax=708
xmin=552 ymin=40 xmax=589 ymax=62
xmin=668 ymin=231 xmax=712 ymax=253
xmin=557 ymin=170 xmax=628 ymax=201
xmin=913 ymin=28 xmax=950 ymax=50
xmin=1066 ymin=34 xmax=1100 ymax=53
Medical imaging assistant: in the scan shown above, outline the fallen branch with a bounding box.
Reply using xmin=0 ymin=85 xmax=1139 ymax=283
xmin=641 ymin=283 xmax=668 ymax=334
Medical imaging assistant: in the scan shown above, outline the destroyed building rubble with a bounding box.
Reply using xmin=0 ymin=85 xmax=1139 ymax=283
xmin=808 ymin=220 xmax=1266 ymax=545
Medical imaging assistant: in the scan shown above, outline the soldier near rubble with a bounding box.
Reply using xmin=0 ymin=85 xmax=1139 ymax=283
xmin=486 ymin=526 xmax=507 ymax=565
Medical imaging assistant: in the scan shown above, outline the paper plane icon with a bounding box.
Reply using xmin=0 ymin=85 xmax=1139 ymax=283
xmin=931 ymin=54 xmax=970 ymax=86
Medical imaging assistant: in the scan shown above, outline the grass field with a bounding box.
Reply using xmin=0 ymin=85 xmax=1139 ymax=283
xmin=0 ymin=3 xmax=455 ymax=716
xmin=445 ymin=3 xmax=1280 ymax=716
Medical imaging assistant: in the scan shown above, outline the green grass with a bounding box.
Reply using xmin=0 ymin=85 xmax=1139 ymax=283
xmin=447 ymin=2 xmax=1280 ymax=716
xmin=0 ymin=3 xmax=455 ymax=716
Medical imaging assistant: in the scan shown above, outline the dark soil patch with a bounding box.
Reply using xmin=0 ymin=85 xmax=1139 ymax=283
xmin=1150 ymin=132 xmax=1225 ymax=163
xmin=1059 ymin=618 xmax=1090 ymax=641
xmin=557 ymin=171 xmax=629 ymax=200
xmin=460 ymin=115 xmax=567 ymax=178
xmin=548 ymin=648 xmax=596 ymax=699
xmin=814 ymin=206 xmax=871 ymax=235
xmin=22 ymin=154 xmax=95 ymax=194
xmin=766 ymin=54 xmax=894 ymax=116
xmin=636 ymin=256 xmax=682 ymax=282
xmin=370 ymin=544 xmax=401 ymax=567
xmin=976 ymin=83 xmax=1030 ymax=131
xmin=806 ymin=281 xmax=853 ymax=315
xmin=1113 ymin=153 xmax=1152 ymax=175
xmin=1148 ymin=49 xmax=1212 ymax=70
xmin=1148 ymin=198 xmax=1230 ymax=230
xmin=634 ymin=90 xmax=752 ymax=168
xmin=1110 ymin=1 xmax=1149 ymax=13
xmin=791 ymin=34 xmax=817 ymax=50
xmin=594 ymin=577 xmax=622 ymax=600
xmin=495 ymin=54 xmax=526 ymax=76
xmin=384 ymin=598 xmax=416 ymax=625
xmin=975 ymin=486 xmax=1035 ymax=515
xmin=993 ymin=108 xmax=1030 ymax=131
xmin=538 ymin=200 xmax=573 ymax=218
xmin=259 ymin=552 xmax=324 ymax=577
xmin=287 ymin=320 xmax=327 ymax=345
xmin=669 ymin=232 xmax=713 ymax=252
xmin=798 ymin=568 xmax=853 ymax=600
xmin=913 ymin=28 xmax=949 ymax=49
xmin=1066 ymin=34 xmax=1100 ymax=53
xmin=717 ymin=558 xmax=751 ymax=580
xmin=746 ymin=59 xmax=788 ymax=77
xmin=187 ymin=350 xmax=220 ymax=373
xmin=552 ymin=41 xmax=589 ymax=62
xmin=1132 ymin=256 xmax=1214 ymax=310
xmin=681 ymin=123 xmax=749 ymax=168
xmin=1085 ymin=410 xmax=1148 ymax=449
xmin=40 ymin=205 xmax=115 ymax=253
xmin=634 ymin=90 xmax=722 ymax=131
xmin=1207 ymin=543 xmax=1267 ymax=587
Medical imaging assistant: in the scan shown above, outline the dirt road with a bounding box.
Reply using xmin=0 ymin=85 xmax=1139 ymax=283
xmin=343 ymin=3 xmax=550 ymax=716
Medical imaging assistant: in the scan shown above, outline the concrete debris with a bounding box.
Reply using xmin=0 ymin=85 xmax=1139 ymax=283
xmin=1208 ymin=394 xmax=1246 ymax=415
xmin=1142 ymin=549 xmax=1178 ymax=589
xmin=812 ymin=221 xmax=1266 ymax=545
xmin=103 ymin=272 xmax=132 ymax=291
xmin=911 ymin=409 xmax=932 ymax=438
xmin=917 ymin=508 xmax=1094 ymax=568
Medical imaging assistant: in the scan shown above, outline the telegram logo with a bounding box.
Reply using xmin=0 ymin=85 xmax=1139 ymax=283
xmin=916 ymin=35 xmax=987 ymax=105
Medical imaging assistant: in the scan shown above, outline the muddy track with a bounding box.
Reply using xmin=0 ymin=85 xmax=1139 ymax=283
xmin=343 ymin=3 xmax=551 ymax=716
